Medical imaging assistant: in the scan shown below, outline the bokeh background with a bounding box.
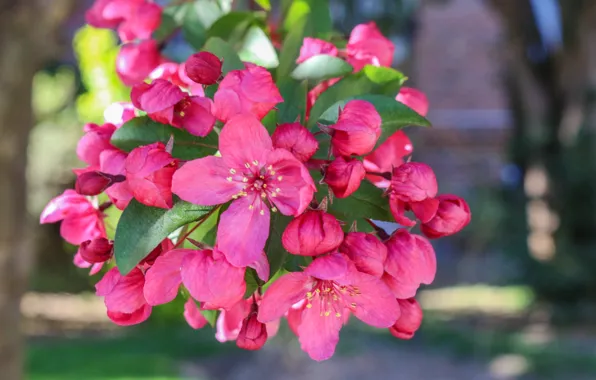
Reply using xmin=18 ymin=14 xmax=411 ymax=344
xmin=2 ymin=0 xmax=596 ymax=379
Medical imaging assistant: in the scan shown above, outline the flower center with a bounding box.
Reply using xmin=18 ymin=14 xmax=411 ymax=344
xmin=304 ymin=280 xmax=360 ymax=318
xmin=228 ymin=162 xmax=284 ymax=212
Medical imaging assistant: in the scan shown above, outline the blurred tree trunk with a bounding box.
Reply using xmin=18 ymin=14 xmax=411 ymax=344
xmin=0 ymin=1 xmax=75 ymax=378
xmin=490 ymin=0 xmax=596 ymax=306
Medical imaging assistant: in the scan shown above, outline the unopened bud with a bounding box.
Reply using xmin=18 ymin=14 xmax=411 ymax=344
xmin=324 ymin=156 xmax=365 ymax=198
xmin=75 ymin=171 xmax=118 ymax=196
xmin=185 ymin=52 xmax=222 ymax=85
xmin=79 ymin=238 xmax=113 ymax=263
xmin=236 ymin=313 xmax=267 ymax=350
xmin=282 ymin=210 xmax=344 ymax=256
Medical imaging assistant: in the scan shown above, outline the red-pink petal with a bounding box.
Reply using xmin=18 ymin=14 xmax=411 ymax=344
xmin=107 ymin=304 xmax=152 ymax=326
xmin=219 ymin=114 xmax=272 ymax=169
xmin=217 ymin=196 xmax=270 ymax=267
xmin=248 ymin=251 xmax=270 ymax=282
xmin=345 ymin=272 xmax=400 ymax=328
xmin=216 ymin=298 xmax=250 ymax=342
xmin=297 ymin=300 xmax=343 ymax=361
xmin=174 ymin=96 xmax=216 ymax=137
xmin=143 ymin=249 xmax=187 ymax=305
xmin=184 ymin=299 xmax=208 ymax=330
xmin=297 ymin=38 xmax=339 ymax=63
xmin=104 ymin=268 xmax=147 ymax=314
xmin=95 ymin=267 xmax=121 ymax=296
xmin=258 ymin=272 xmax=310 ymax=322
xmin=304 ymin=253 xmax=350 ymax=280
xmin=132 ymin=79 xmax=185 ymax=114
xmin=410 ymin=198 xmax=440 ymax=224
xmin=396 ymin=87 xmax=429 ymax=117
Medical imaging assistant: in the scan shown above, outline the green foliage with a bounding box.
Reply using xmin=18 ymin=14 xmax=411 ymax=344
xmin=307 ymin=65 xmax=407 ymax=129
xmin=275 ymin=80 xmax=308 ymax=125
xmin=110 ymin=116 xmax=219 ymax=160
xmin=114 ymin=199 xmax=213 ymax=275
xmin=291 ymin=55 xmax=354 ymax=81
xmin=203 ymin=37 xmax=244 ymax=73
xmin=238 ymin=26 xmax=279 ymax=68
xmin=265 ymin=213 xmax=293 ymax=275
xmin=255 ymin=0 xmax=271 ymax=10
xmin=277 ymin=15 xmax=308 ymax=78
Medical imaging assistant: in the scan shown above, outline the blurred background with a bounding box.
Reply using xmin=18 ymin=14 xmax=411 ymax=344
xmin=2 ymin=0 xmax=596 ymax=379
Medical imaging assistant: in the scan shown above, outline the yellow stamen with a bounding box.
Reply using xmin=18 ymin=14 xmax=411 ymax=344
xmin=306 ymin=303 xmax=312 ymax=309
xmin=335 ymin=312 xmax=341 ymax=318
xmin=230 ymin=168 xmax=236 ymax=174
xmin=324 ymin=311 xmax=330 ymax=317
xmin=271 ymin=207 xmax=277 ymax=213
xmin=242 ymin=177 xmax=248 ymax=183
xmin=226 ymin=177 xmax=233 ymax=182
xmin=252 ymin=160 xmax=259 ymax=165
xmin=248 ymin=205 xmax=254 ymax=210
xmin=259 ymin=209 xmax=265 ymax=216
xmin=245 ymin=163 xmax=251 ymax=168
xmin=275 ymin=188 xmax=281 ymax=193
xmin=277 ymin=176 xmax=283 ymax=181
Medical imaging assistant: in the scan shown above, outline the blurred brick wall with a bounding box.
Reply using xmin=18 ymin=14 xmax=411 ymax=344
xmin=409 ymin=0 xmax=509 ymax=196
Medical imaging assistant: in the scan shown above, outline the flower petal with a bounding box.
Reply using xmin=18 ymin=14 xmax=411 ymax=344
xmin=107 ymin=304 xmax=152 ymax=326
xmin=304 ymin=253 xmax=350 ymax=281
xmin=184 ymin=299 xmax=208 ymax=330
xmin=297 ymin=300 xmax=343 ymax=361
xmin=219 ymin=114 xmax=272 ymax=169
xmin=258 ymin=272 xmax=310 ymax=322
xmin=217 ymin=196 xmax=270 ymax=267
xmin=104 ymin=267 xmax=147 ymax=314
xmin=346 ymin=272 xmax=400 ymax=328
xmin=172 ymin=156 xmax=242 ymax=206
xmin=143 ymin=249 xmax=187 ymax=305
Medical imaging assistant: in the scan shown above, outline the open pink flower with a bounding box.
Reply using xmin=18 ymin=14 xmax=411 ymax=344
xmin=421 ymin=194 xmax=471 ymax=239
xmin=77 ymin=123 xmax=117 ymax=168
xmin=40 ymin=190 xmax=106 ymax=245
xmin=181 ymin=248 xmax=247 ymax=309
xmin=117 ymin=39 xmax=161 ymax=86
xmin=172 ymin=115 xmax=315 ymax=266
xmin=297 ymin=37 xmax=339 ymax=63
xmin=330 ymin=100 xmax=381 ymax=157
xmin=389 ymin=162 xmax=439 ymax=226
xmin=340 ymin=232 xmax=387 ymax=278
xmin=125 ymin=143 xmax=177 ymax=209
xmin=86 ymin=0 xmax=140 ymax=28
xmin=389 ymin=298 xmax=423 ymax=340
xmin=100 ymin=149 xmax=133 ymax=210
xmin=96 ymin=267 xmax=152 ymax=326
xmin=396 ymin=87 xmax=429 ymax=117
xmin=213 ymin=63 xmax=283 ymax=122
xmin=258 ymin=254 xmax=400 ymax=361
xmin=363 ymin=131 xmax=413 ymax=188
xmin=383 ymin=229 xmax=436 ymax=299
xmin=131 ymin=79 xmax=216 ymax=137
xmin=346 ymin=22 xmax=395 ymax=71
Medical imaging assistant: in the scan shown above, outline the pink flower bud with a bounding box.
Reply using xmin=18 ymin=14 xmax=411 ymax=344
xmin=340 ymin=232 xmax=387 ymax=277
xmin=118 ymin=2 xmax=162 ymax=42
xmin=236 ymin=312 xmax=268 ymax=350
xmin=389 ymin=298 xmax=423 ymax=340
xmin=117 ymin=40 xmax=161 ymax=86
xmin=324 ymin=157 xmax=365 ymax=198
xmin=185 ymin=51 xmax=223 ymax=85
xmin=79 ymin=238 xmax=113 ymax=263
xmin=125 ymin=143 xmax=177 ymax=209
xmin=396 ymin=87 xmax=429 ymax=117
xmin=75 ymin=171 xmax=120 ymax=196
xmin=282 ymin=211 xmax=344 ymax=256
xmin=391 ymin=162 xmax=438 ymax=203
xmin=421 ymin=195 xmax=471 ymax=239
xmin=384 ymin=229 xmax=436 ymax=299
xmin=271 ymin=122 xmax=319 ymax=162
xmin=330 ymin=100 xmax=381 ymax=157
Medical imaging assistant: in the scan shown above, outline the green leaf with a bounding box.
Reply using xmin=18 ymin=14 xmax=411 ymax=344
xmin=200 ymin=308 xmax=219 ymax=327
xmin=207 ymin=11 xmax=257 ymax=43
xmin=275 ymin=79 xmax=307 ymax=127
xmin=244 ymin=269 xmax=259 ymax=298
xmin=329 ymin=180 xmax=393 ymax=223
xmin=306 ymin=65 xmax=407 ymax=129
xmin=318 ymin=94 xmax=431 ymax=147
xmin=255 ymin=0 xmax=271 ymax=10
xmin=203 ymin=37 xmax=244 ymax=74
xmin=186 ymin=207 xmax=220 ymax=246
xmin=277 ymin=15 xmax=307 ymax=78
xmin=110 ymin=116 xmax=218 ymax=160
xmin=114 ymin=199 xmax=213 ymax=275
xmin=182 ymin=5 xmax=207 ymax=49
xmin=191 ymin=0 xmax=225 ymax=29
xmin=265 ymin=213 xmax=293 ymax=277
xmin=238 ymin=26 xmax=279 ymax=68
xmin=291 ymin=55 xmax=353 ymax=82
xmin=284 ymin=0 xmax=331 ymax=37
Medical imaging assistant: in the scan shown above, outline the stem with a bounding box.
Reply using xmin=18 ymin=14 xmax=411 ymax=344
xmin=173 ymin=206 xmax=220 ymax=248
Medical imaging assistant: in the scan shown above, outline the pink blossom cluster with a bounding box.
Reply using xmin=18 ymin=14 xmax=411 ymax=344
xmin=40 ymin=4 xmax=471 ymax=361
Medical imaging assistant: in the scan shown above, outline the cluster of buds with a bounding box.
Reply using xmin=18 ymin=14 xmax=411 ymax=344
xmin=40 ymin=0 xmax=471 ymax=362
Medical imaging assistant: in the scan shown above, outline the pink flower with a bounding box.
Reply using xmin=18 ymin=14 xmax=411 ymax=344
xmin=85 ymin=0 xmax=139 ymax=28
xmin=125 ymin=143 xmax=177 ymax=209
xmin=330 ymin=100 xmax=381 ymax=157
xmin=389 ymin=162 xmax=439 ymax=226
xmin=396 ymin=87 xmax=429 ymax=117
xmin=131 ymin=79 xmax=216 ymax=137
xmin=185 ymin=51 xmax=222 ymax=85
xmin=103 ymin=102 xmax=135 ymax=126
xmin=340 ymin=232 xmax=387 ymax=278
xmin=40 ymin=190 xmax=106 ymax=245
xmin=100 ymin=149 xmax=133 ymax=210
xmin=96 ymin=267 xmax=152 ymax=326
xmin=363 ymin=131 xmax=413 ymax=188
xmin=346 ymin=22 xmax=395 ymax=71
xmin=237 ymin=312 xmax=268 ymax=350
xmin=213 ymin=63 xmax=283 ymax=122
xmin=297 ymin=37 xmax=339 ymax=63
xmin=271 ymin=122 xmax=319 ymax=162
xmin=389 ymin=298 xmax=423 ymax=340
xmin=215 ymin=297 xmax=279 ymax=344
xmin=180 ymin=248 xmax=246 ymax=309
xmin=172 ymin=115 xmax=315 ymax=266
xmin=324 ymin=157 xmax=365 ymax=198
xmin=77 ymin=123 xmax=117 ymax=168
xmin=282 ymin=210 xmax=344 ymax=257
xmin=141 ymin=238 xmax=174 ymax=266
xmin=143 ymin=249 xmax=188 ymax=306
xmin=117 ymin=2 xmax=162 ymax=42
xmin=117 ymin=40 xmax=161 ymax=86
xmin=421 ymin=194 xmax=471 ymax=239
xmin=79 ymin=238 xmax=113 ymax=263
xmin=258 ymin=254 xmax=400 ymax=361
xmin=73 ymin=251 xmax=104 ymax=276
xmin=383 ymin=230 xmax=436 ymax=299
xmin=184 ymin=299 xmax=208 ymax=329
